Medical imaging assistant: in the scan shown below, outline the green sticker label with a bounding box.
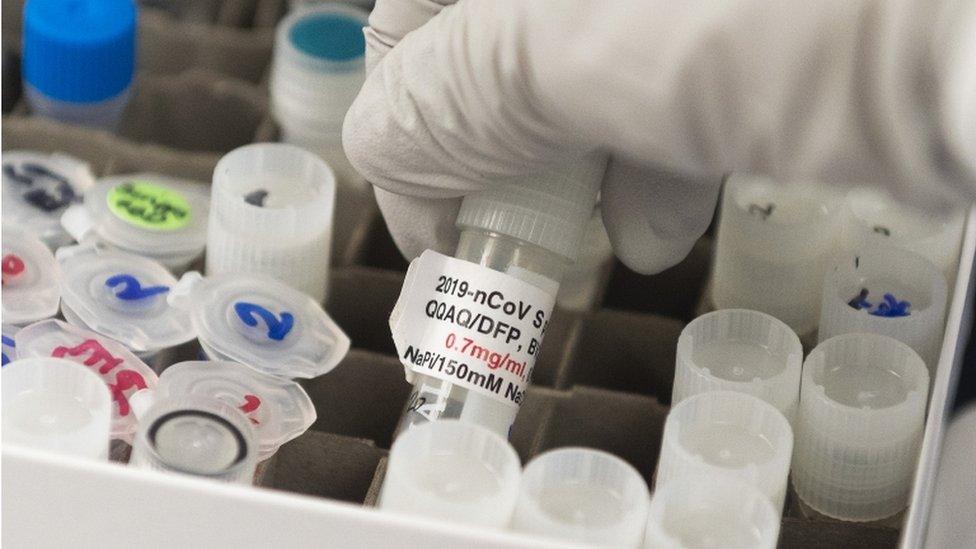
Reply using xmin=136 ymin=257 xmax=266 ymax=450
xmin=106 ymin=181 xmax=191 ymax=231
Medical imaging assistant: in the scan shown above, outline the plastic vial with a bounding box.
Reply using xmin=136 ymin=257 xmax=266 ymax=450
xmin=656 ymin=391 xmax=794 ymax=511
xmin=395 ymin=157 xmax=605 ymax=437
xmin=2 ymin=150 xmax=95 ymax=249
xmin=711 ymin=175 xmax=841 ymax=335
xmin=555 ymin=207 xmax=615 ymax=311
xmin=271 ymin=4 xmax=370 ymax=195
xmin=842 ymin=187 xmax=965 ymax=279
xmin=643 ymin=474 xmax=780 ymax=549
xmin=168 ymin=271 xmax=350 ymax=379
xmin=14 ymin=319 xmax=160 ymax=444
xmin=207 ymin=143 xmax=337 ymax=303
xmin=2 ymin=357 xmax=112 ymax=459
xmin=672 ymin=309 xmax=803 ymax=421
xmin=149 ymin=360 xmax=317 ymax=462
xmin=54 ymin=244 xmax=195 ymax=371
xmin=378 ymin=420 xmax=521 ymax=528
xmin=129 ymin=394 xmax=259 ymax=484
xmin=22 ymin=0 xmax=136 ymax=130
xmin=819 ymin=247 xmax=948 ymax=373
xmin=2 ymin=224 xmax=62 ymax=325
xmin=60 ymin=173 xmax=211 ymax=273
xmin=511 ymin=447 xmax=650 ymax=547
xmin=792 ymin=333 xmax=929 ymax=522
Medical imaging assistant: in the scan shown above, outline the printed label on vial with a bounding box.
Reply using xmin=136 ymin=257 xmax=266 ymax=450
xmin=390 ymin=251 xmax=556 ymax=409
xmin=106 ymin=181 xmax=191 ymax=231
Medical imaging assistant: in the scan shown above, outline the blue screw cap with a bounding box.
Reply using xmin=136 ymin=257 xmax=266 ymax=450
xmin=288 ymin=11 xmax=365 ymax=63
xmin=23 ymin=0 xmax=137 ymax=103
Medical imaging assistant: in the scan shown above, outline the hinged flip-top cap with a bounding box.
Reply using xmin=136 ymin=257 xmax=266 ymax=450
xmin=14 ymin=319 xmax=158 ymax=442
xmin=2 ymin=224 xmax=61 ymax=324
xmin=55 ymin=244 xmax=195 ymax=351
xmin=168 ymin=271 xmax=350 ymax=378
xmin=61 ymin=173 xmax=210 ymax=258
xmin=456 ymin=155 xmax=605 ymax=262
xmin=154 ymin=360 xmax=316 ymax=459
xmin=2 ymin=150 xmax=95 ymax=248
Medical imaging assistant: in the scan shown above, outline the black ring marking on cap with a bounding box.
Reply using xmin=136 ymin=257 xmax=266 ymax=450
xmin=147 ymin=409 xmax=249 ymax=473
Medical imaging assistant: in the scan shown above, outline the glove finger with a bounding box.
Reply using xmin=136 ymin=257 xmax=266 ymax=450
xmin=374 ymin=187 xmax=462 ymax=261
xmin=602 ymin=157 xmax=722 ymax=275
xmin=365 ymin=0 xmax=457 ymax=73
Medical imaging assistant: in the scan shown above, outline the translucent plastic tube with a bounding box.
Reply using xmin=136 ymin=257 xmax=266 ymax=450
xmin=378 ymin=420 xmax=521 ymax=528
xmin=711 ymin=175 xmax=842 ymax=335
xmin=655 ymin=391 xmax=794 ymax=511
xmin=2 ymin=357 xmax=112 ymax=459
xmin=819 ymin=247 xmax=948 ymax=373
xmin=511 ymin=448 xmax=650 ymax=547
xmin=643 ymin=475 xmax=780 ymax=549
xmin=672 ymin=309 xmax=802 ymax=421
xmin=792 ymin=333 xmax=929 ymax=521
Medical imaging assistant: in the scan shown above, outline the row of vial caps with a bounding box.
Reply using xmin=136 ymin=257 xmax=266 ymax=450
xmin=377 ymin=307 xmax=931 ymax=549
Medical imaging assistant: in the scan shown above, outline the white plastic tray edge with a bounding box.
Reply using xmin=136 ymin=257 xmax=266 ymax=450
xmin=899 ymin=204 xmax=976 ymax=549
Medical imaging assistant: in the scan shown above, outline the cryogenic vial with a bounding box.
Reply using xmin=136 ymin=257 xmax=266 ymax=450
xmin=22 ymin=0 xmax=135 ymax=129
xmin=207 ymin=143 xmax=336 ymax=303
xmin=390 ymin=156 xmax=605 ymax=437
xmin=672 ymin=309 xmax=803 ymax=421
xmin=842 ymin=187 xmax=964 ymax=279
xmin=149 ymin=360 xmax=317 ymax=461
xmin=2 ymin=357 xmax=112 ymax=459
xmin=511 ymin=447 xmax=650 ymax=547
xmin=2 ymin=150 xmax=95 ymax=249
xmin=555 ymin=207 xmax=615 ymax=311
xmin=792 ymin=333 xmax=929 ymax=521
xmin=55 ymin=244 xmax=196 ymax=370
xmin=129 ymin=394 xmax=258 ymax=484
xmin=14 ymin=319 xmax=159 ymax=444
xmin=711 ymin=175 xmax=842 ymax=335
xmin=655 ymin=391 xmax=793 ymax=511
xmin=378 ymin=420 xmax=521 ymax=528
xmin=271 ymin=4 xmax=370 ymax=194
xmin=60 ymin=173 xmax=210 ymax=273
xmin=643 ymin=475 xmax=780 ymax=549
xmin=819 ymin=247 xmax=948 ymax=372
xmin=168 ymin=271 xmax=349 ymax=379
xmin=2 ymin=323 xmax=19 ymax=366
xmin=2 ymin=225 xmax=61 ymax=325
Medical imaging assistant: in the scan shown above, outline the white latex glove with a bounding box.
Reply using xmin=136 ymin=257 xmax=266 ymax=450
xmin=345 ymin=0 xmax=976 ymax=274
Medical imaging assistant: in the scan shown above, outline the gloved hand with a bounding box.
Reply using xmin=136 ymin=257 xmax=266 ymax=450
xmin=345 ymin=0 xmax=976 ymax=273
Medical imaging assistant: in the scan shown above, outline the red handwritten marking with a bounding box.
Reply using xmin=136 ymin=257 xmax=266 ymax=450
xmin=240 ymin=394 xmax=261 ymax=425
xmin=52 ymin=339 xmax=125 ymax=374
xmin=109 ymin=370 xmax=148 ymax=417
xmin=1 ymin=254 xmax=25 ymax=285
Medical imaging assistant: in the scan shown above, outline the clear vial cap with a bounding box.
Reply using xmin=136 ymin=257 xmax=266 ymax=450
xmin=55 ymin=244 xmax=195 ymax=352
xmin=792 ymin=333 xmax=929 ymax=521
xmin=2 ymin=357 xmax=112 ymax=460
xmin=153 ymin=360 xmax=317 ymax=460
xmin=711 ymin=175 xmax=842 ymax=334
xmin=2 ymin=150 xmax=95 ymax=248
xmin=60 ymin=173 xmax=210 ymax=267
xmin=819 ymin=247 xmax=948 ymax=371
xmin=207 ymin=143 xmax=336 ymax=303
xmin=129 ymin=394 xmax=259 ymax=484
xmin=656 ymin=391 xmax=794 ymax=511
xmin=379 ymin=420 xmax=521 ymax=528
xmin=673 ymin=309 xmax=803 ymax=421
xmin=14 ymin=319 xmax=159 ymax=442
xmin=169 ymin=271 xmax=349 ymax=379
xmin=843 ymin=186 xmax=965 ymax=277
xmin=511 ymin=448 xmax=650 ymax=547
xmin=643 ymin=474 xmax=781 ymax=549
xmin=2 ymin=224 xmax=62 ymax=325
xmin=2 ymin=323 xmax=19 ymax=366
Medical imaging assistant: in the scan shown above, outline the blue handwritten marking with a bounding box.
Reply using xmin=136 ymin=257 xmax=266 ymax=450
xmin=105 ymin=274 xmax=170 ymax=301
xmin=1 ymin=334 xmax=14 ymax=366
xmin=234 ymin=302 xmax=295 ymax=341
xmin=848 ymin=288 xmax=911 ymax=317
